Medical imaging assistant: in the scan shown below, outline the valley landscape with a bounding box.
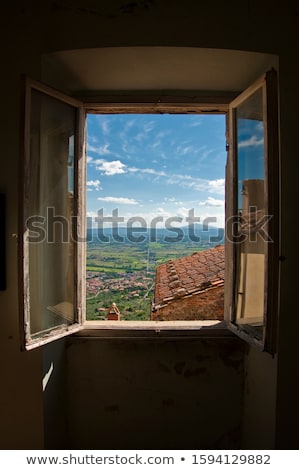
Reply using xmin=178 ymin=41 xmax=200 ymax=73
xmin=86 ymin=226 xmax=224 ymax=320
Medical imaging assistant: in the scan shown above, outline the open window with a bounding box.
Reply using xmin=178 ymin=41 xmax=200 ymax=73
xmin=225 ymin=70 xmax=279 ymax=354
xmin=20 ymin=79 xmax=86 ymax=349
xmin=20 ymin=71 xmax=279 ymax=352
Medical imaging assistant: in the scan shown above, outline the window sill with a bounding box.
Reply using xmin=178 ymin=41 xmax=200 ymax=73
xmin=73 ymin=320 xmax=237 ymax=340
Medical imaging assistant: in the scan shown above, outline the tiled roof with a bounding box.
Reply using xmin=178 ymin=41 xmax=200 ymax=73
xmin=153 ymin=245 xmax=225 ymax=308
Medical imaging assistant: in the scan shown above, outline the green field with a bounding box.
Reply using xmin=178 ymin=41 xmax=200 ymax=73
xmin=85 ymin=239 xmax=207 ymax=321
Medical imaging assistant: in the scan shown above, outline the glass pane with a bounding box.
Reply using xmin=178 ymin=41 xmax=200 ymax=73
xmin=235 ymin=88 xmax=265 ymax=339
xmin=27 ymin=89 xmax=77 ymax=338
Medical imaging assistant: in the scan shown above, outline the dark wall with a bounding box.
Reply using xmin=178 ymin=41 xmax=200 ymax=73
xmin=0 ymin=1 xmax=298 ymax=449
xmin=66 ymin=336 xmax=245 ymax=449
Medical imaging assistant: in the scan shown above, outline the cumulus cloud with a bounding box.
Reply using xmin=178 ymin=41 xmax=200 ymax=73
xmin=96 ymin=160 xmax=127 ymax=175
xmin=86 ymin=179 xmax=101 ymax=191
xmin=208 ymin=178 xmax=225 ymax=194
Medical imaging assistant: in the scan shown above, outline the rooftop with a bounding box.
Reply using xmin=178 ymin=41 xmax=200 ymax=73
xmin=153 ymin=245 xmax=225 ymax=308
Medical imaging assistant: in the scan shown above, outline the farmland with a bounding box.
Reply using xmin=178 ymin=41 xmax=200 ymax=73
xmin=85 ymin=226 xmax=224 ymax=320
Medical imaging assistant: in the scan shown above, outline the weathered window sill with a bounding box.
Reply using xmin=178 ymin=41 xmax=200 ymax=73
xmin=73 ymin=320 xmax=237 ymax=340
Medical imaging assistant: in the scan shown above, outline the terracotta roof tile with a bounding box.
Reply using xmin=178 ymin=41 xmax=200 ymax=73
xmin=153 ymin=245 xmax=225 ymax=306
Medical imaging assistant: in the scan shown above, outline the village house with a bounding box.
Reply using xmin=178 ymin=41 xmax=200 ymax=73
xmin=151 ymin=245 xmax=224 ymax=321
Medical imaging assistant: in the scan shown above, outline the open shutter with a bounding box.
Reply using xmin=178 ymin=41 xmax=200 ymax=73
xmin=225 ymin=70 xmax=279 ymax=354
xmin=20 ymin=78 xmax=86 ymax=350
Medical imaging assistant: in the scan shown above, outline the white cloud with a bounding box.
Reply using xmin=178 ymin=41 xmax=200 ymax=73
xmin=91 ymin=161 xmax=166 ymax=178
xmin=128 ymin=167 xmax=167 ymax=177
xmin=164 ymin=197 xmax=176 ymax=202
xmin=120 ymin=119 xmax=136 ymax=137
xmin=176 ymin=144 xmax=194 ymax=156
xmin=89 ymin=158 xmax=225 ymax=197
xmin=97 ymin=196 xmax=138 ymax=205
xmin=199 ymin=197 xmax=224 ymax=207
xmin=256 ymin=121 xmax=264 ymax=131
xmin=86 ymin=211 xmax=99 ymax=219
xmin=176 ymin=207 xmax=191 ymax=219
xmin=189 ymin=120 xmax=202 ymax=127
xmin=166 ymin=174 xmax=205 ymax=192
xmin=208 ymin=178 xmax=225 ymax=195
xmin=142 ymin=168 xmax=167 ymax=177
xmin=164 ymin=174 xmax=225 ymax=195
xmin=87 ymin=143 xmax=114 ymax=156
xmin=96 ymin=160 xmax=127 ymax=176
xmin=86 ymin=179 xmax=101 ymax=191
xmin=157 ymin=130 xmax=171 ymax=139
xmin=135 ymin=132 xmax=146 ymax=143
xmin=201 ymin=148 xmax=215 ymax=161
xmin=100 ymin=119 xmax=110 ymax=136
xmin=151 ymin=141 xmax=161 ymax=150
xmin=98 ymin=144 xmax=112 ymax=155
xmin=238 ymin=135 xmax=264 ymax=148
xmin=144 ymin=121 xmax=155 ymax=132
xmin=154 ymin=207 xmax=172 ymax=218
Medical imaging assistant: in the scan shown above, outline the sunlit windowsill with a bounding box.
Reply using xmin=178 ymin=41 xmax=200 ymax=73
xmin=73 ymin=320 xmax=236 ymax=339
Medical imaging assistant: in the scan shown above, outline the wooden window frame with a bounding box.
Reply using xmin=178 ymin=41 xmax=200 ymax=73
xmin=19 ymin=78 xmax=85 ymax=350
xmin=224 ymin=70 xmax=279 ymax=354
xmin=19 ymin=72 xmax=279 ymax=353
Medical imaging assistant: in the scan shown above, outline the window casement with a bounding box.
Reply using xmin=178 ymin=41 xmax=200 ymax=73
xmin=20 ymin=79 xmax=85 ymax=349
xmin=20 ymin=71 xmax=279 ymax=353
xmin=224 ymin=70 xmax=279 ymax=354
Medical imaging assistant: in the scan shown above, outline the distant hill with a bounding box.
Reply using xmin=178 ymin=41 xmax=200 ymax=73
xmin=86 ymin=223 xmax=224 ymax=246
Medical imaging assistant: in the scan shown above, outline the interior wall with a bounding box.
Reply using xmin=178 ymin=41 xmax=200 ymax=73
xmin=0 ymin=29 xmax=44 ymax=448
xmin=274 ymin=49 xmax=299 ymax=449
xmin=43 ymin=339 xmax=68 ymax=449
xmin=42 ymin=47 xmax=278 ymax=93
xmin=241 ymin=347 xmax=277 ymax=449
xmin=66 ymin=336 xmax=245 ymax=449
xmin=0 ymin=1 xmax=298 ymax=450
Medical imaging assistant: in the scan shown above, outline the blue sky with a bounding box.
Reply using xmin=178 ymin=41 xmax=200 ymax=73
xmin=86 ymin=113 xmax=227 ymax=228
xmin=237 ymin=117 xmax=264 ymax=207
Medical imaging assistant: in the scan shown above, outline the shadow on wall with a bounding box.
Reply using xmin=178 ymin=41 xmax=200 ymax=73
xmin=64 ymin=336 xmax=246 ymax=449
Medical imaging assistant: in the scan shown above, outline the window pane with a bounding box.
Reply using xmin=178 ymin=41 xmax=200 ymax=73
xmin=27 ymin=89 xmax=76 ymax=338
xmin=235 ymin=88 xmax=265 ymax=339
